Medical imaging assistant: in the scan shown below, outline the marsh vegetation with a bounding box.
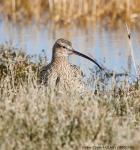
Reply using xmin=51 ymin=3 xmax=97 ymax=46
xmin=0 ymin=43 xmax=139 ymax=149
xmin=1 ymin=0 xmax=140 ymax=24
xmin=0 ymin=0 xmax=140 ymax=149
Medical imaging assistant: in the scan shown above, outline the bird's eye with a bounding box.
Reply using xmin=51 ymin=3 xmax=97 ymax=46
xmin=62 ymin=46 xmax=66 ymax=49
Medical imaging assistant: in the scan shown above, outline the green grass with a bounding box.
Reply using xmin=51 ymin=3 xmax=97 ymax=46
xmin=0 ymin=43 xmax=140 ymax=150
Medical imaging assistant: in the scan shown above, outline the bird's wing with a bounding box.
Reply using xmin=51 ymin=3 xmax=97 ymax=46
xmin=40 ymin=63 xmax=51 ymax=85
xmin=40 ymin=63 xmax=58 ymax=87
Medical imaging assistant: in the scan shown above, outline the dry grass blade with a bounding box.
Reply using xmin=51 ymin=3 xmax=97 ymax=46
xmin=125 ymin=22 xmax=138 ymax=77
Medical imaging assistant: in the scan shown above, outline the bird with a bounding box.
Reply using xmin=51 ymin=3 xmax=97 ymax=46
xmin=40 ymin=38 xmax=102 ymax=94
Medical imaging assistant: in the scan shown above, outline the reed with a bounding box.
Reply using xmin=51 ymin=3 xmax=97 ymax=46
xmin=125 ymin=22 xmax=139 ymax=77
xmin=1 ymin=0 xmax=140 ymax=24
xmin=0 ymin=43 xmax=139 ymax=149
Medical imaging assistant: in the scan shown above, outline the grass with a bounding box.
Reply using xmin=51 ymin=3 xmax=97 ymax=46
xmin=0 ymin=43 xmax=140 ymax=149
xmin=1 ymin=0 xmax=140 ymax=24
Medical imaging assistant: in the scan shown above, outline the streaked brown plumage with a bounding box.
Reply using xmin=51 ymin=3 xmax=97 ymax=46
xmin=40 ymin=38 xmax=102 ymax=94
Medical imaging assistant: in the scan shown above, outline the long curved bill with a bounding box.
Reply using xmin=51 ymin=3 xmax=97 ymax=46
xmin=72 ymin=50 xmax=103 ymax=70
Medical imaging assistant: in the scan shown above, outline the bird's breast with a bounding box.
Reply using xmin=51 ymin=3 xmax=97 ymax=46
xmin=54 ymin=64 xmax=85 ymax=93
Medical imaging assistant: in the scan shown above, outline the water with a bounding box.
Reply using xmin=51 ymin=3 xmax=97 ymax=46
xmin=0 ymin=21 xmax=140 ymax=78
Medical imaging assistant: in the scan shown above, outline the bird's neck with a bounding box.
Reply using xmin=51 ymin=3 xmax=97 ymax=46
xmin=51 ymin=55 xmax=69 ymax=66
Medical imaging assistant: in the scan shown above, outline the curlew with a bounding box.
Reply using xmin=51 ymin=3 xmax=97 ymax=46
xmin=40 ymin=38 xmax=102 ymax=94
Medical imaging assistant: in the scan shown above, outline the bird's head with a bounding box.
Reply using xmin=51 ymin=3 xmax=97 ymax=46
xmin=53 ymin=38 xmax=73 ymax=57
xmin=52 ymin=38 xmax=103 ymax=69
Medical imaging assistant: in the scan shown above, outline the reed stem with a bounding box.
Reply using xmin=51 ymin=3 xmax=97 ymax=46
xmin=125 ymin=22 xmax=138 ymax=77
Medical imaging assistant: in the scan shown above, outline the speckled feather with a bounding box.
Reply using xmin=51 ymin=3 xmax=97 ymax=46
xmin=40 ymin=38 xmax=85 ymax=94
